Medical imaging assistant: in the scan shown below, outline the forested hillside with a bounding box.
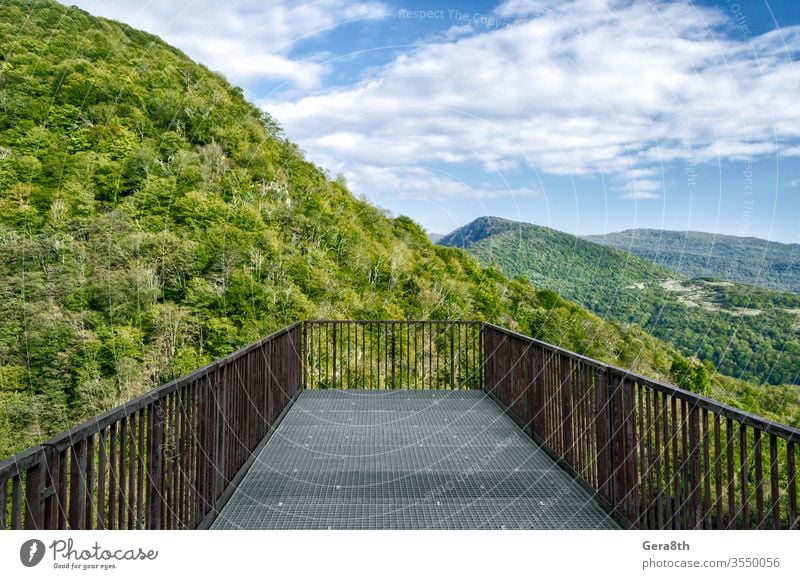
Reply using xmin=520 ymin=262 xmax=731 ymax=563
xmin=441 ymin=217 xmax=800 ymax=387
xmin=1 ymin=0 xmax=760 ymax=457
xmin=586 ymin=229 xmax=800 ymax=294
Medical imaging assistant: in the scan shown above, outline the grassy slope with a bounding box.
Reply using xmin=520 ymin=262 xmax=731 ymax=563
xmin=0 ymin=1 xmax=735 ymax=455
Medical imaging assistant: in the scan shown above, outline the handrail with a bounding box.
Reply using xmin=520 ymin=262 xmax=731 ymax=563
xmin=0 ymin=322 xmax=301 ymax=477
xmin=1 ymin=319 xmax=796 ymax=530
xmin=0 ymin=323 xmax=302 ymax=530
xmin=482 ymin=324 xmax=799 ymax=530
xmin=303 ymin=320 xmax=484 ymax=390
xmin=484 ymin=323 xmax=800 ymax=444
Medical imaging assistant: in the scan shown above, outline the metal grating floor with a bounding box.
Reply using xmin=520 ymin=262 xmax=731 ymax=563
xmin=211 ymin=389 xmax=619 ymax=530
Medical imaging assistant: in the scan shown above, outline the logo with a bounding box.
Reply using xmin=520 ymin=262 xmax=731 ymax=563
xmin=20 ymin=539 xmax=46 ymax=567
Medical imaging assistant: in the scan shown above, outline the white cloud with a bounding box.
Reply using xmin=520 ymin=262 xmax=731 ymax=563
xmin=338 ymin=164 xmax=541 ymax=201
xmin=262 ymin=0 xmax=800 ymax=202
xmin=64 ymin=0 xmax=389 ymax=89
xmin=621 ymin=190 xmax=662 ymax=200
xmin=63 ymin=0 xmax=800 ymax=206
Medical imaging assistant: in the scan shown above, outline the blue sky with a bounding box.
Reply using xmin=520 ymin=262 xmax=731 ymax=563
xmin=64 ymin=0 xmax=800 ymax=242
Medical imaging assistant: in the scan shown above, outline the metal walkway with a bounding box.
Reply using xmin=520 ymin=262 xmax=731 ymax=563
xmin=211 ymin=390 xmax=618 ymax=529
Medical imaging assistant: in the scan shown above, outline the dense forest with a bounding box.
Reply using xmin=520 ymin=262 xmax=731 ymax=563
xmin=440 ymin=217 xmax=800 ymax=386
xmin=586 ymin=228 xmax=800 ymax=294
xmin=0 ymin=1 xmax=796 ymax=458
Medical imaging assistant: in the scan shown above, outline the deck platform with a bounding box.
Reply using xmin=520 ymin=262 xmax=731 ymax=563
xmin=212 ymin=390 xmax=618 ymax=530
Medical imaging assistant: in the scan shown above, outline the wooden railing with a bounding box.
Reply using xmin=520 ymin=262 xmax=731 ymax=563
xmin=0 ymin=323 xmax=302 ymax=530
xmin=2 ymin=320 xmax=798 ymax=530
xmin=483 ymin=324 xmax=800 ymax=530
xmin=303 ymin=320 xmax=483 ymax=390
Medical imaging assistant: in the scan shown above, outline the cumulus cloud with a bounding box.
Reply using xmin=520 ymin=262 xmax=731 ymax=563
xmin=263 ymin=0 xmax=800 ymax=201
xmin=340 ymin=164 xmax=541 ymax=201
xmin=64 ymin=0 xmax=800 ymax=207
xmin=65 ymin=0 xmax=389 ymax=89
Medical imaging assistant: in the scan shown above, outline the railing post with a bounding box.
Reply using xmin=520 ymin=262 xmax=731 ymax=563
xmin=332 ymin=322 xmax=337 ymax=387
xmin=213 ymin=366 xmax=226 ymax=506
xmin=595 ymin=367 xmax=612 ymax=504
xmin=688 ymin=402 xmax=702 ymax=529
xmin=24 ymin=450 xmax=46 ymax=529
xmin=482 ymin=326 xmax=492 ymax=394
xmin=449 ymin=324 xmax=455 ymax=390
xmin=301 ymin=322 xmax=307 ymax=389
xmin=147 ymin=400 xmax=166 ymax=529
xmin=533 ymin=346 xmax=545 ymax=436
xmin=561 ymin=357 xmax=574 ymax=466
xmin=609 ymin=372 xmax=627 ymax=522
xmin=391 ymin=323 xmax=396 ymax=388
xmin=623 ymin=378 xmax=638 ymax=525
xmin=68 ymin=439 xmax=87 ymax=529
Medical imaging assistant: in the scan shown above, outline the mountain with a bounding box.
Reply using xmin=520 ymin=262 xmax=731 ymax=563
xmin=427 ymin=233 xmax=444 ymax=244
xmin=439 ymin=216 xmax=677 ymax=305
xmin=585 ymin=229 xmax=800 ymax=294
xmin=2 ymin=0 xmax=765 ymax=456
xmin=441 ymin=217 xmax=800 ymax=388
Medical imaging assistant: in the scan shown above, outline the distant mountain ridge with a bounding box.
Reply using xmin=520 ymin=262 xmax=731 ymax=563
xmin=439 ymin=216 xmax=677 ymax=300
xmin=585 ymin=229 xmax=800 ymax=294
xmin=440 ymin=217 xmax=800 ymax=387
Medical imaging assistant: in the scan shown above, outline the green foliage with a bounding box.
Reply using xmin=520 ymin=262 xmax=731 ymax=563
xmin=670 ymin=356 xmax=711 ymax=395
xmin=1 ymin=1 xmax=796 ymax=458
xmin=442 ymin=217 xmax=800 ymax=387
xmin=586 ymin=228 xmax=800 ymax=295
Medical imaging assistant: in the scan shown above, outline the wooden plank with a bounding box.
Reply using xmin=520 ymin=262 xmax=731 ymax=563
xmin=147 ymin=397 xmax=166 ymax=529
xmin=714 ymin=414 xmax=723 ymax=529
xmin=0 ymin=476 xmax=6 ymax=529
xmin=788 ymin=442 xmax=797 ymax=530
xmin=137 ymin=407 xmax=145 ymax=529
xmin=596 ymin=370 xmax=613 ymax=502
xmin=11 ymin=474 xmax=22 ymax=529
xmin=178 ymin=386 xmax=188 ymax=528
xmin=97 ymin=429 xmax=107 ymax=530
xmin=624 ymin=378 xmax=638 ymax=525
xmin=332 ymin=322 xmax=337 ymax=388
xmin=671 ymin=396 xmax=680 ymax=529
xmin=171 ymin=392 xmax=180 ymax=530
xmin=663 ymin=393 xmax=672 ymax=529
xmin=56 ymin=449 xmax=67 ymax=529
xmin=769 ymin=434 xmax=780 ymax=530
xmin=85 ymin=434 xmax=95 ymax=530
xmin=688 ymin=404 xmax=702 ymax=529
xmin=654 ymin=390 xmax=664 ymax=529
xmin=680 ymin=400 xmax=689 ymax=529
xmin=68 ymin=439 xmax=87 ymax=529
xmin=118 ymin=417 xmax=127 ymax=529
xmin=24 ymin=453 xmax=45 ymax=530
xmin=637 ymin=383 xmax=647 ymax=528
xmin=740 ymin=424 xmax=750 ymax=529
xmin=754 ymin=428 xmax=764 ymax=529
xmin=609 ymin=372 xmax=626 ymax=520
xmin=702 ymin=409 xmax=711 ymax=529
xmin=128 ymin=413 xmax=137 ymax=529
xmin=108 ymin=424 xmax=117 ymax=529
xmin=726 ymin=418 xmax=735 ymax=529
xmin=561 ymin=357 xmax=574 ymax=466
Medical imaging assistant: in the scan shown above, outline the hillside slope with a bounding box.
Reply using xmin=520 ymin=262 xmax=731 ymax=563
xmin=441 ymin=217 xmax=800 ymax=387
xmin=0 ymin=0 xmax=752 ymax=456
xmin=586 ymin=229 xmax=800 ymax=294
xmin=439 ymin=216 xmax=677 ymax=309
